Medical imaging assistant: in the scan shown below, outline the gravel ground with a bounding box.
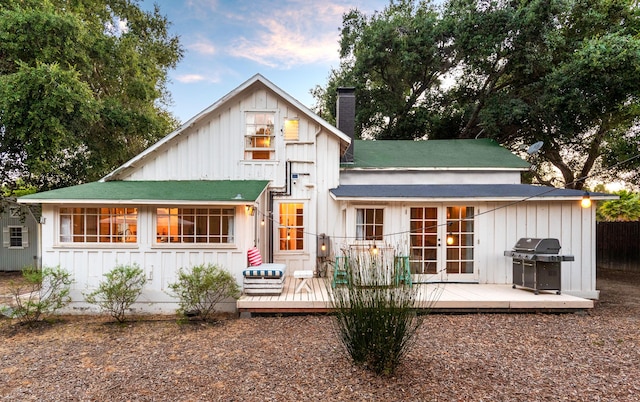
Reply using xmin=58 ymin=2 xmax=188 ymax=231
xmin=1 ymin=269 xmax=639 ymax=401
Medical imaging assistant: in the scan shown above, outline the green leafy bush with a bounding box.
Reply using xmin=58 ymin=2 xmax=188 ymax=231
xmin=330 ymin=249 xmax=425 ymax=375
xmin=7 ymin=265 xmax=72 ymax=324
xmin=84 ymin=263 xmax=146 ymax=322
xmin=168 ymin=264 xmax=240 ymax=321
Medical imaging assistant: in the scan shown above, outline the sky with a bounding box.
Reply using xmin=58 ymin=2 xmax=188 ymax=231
xmin=140 ymin=0 xmax=390 ymax=124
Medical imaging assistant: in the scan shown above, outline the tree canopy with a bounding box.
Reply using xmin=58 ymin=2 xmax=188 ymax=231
xmin=313 ymin=0 xmax=640 ymax=189
xmin=597 ymin=189 xmax=640 ymax=222
xmin=0 ymin=0 xmax=183 ymax=193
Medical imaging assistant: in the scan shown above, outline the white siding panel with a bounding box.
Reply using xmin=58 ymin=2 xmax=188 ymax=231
xmin=476 ymin=201 xmax=597 ymax=297
xmin=340 ymin=171 xmax=522 ymax=185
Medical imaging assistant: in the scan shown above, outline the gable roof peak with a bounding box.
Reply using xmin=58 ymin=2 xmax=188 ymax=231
xmin=102 ymin=74 xmax=351 ymax=181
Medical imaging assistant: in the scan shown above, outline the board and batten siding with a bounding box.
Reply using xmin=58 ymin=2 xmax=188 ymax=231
xmin=0 ymin=208 xmax=39 ymax=271
xmin=332 ymin=200 xmax=598 ymax=299
xmin=39 ymin=202 xmax=263 ymax=313
xmin=476 ymin=201 xmax=597 ymax=298
xmin=339 ymin=170 xmax=523 ymax=185
xmin=36 ymin=82 xmax=346 ymax=312
xmin=121 ymin=88 xmax=333 ymax=187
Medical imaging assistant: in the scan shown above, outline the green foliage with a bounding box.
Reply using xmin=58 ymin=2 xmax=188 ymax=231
xmin=330 ymin=250 xmax=426 ymax=375
xmin=597 ymin=190 xmax=640 ymax=222
xmin=7 ymin=266 xmax=72 ymax=324
xmin=314 ymin=0 xmax=451 ymax=140
xmin=315 ymin=0 xmax=640 ymax=189
xmin=84 ymin=263 xmax=146 ymax=322
xmin=168 ymin=264 xmax=241 ymax=321
xmin=0 ymin=0 xmax=183 ymax=191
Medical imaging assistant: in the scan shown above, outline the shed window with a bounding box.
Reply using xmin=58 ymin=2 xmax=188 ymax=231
xmin=3 ymin=226 xmax=28 ymax=249
xmin=156 ymin=207 xmax=235 ymax=244
xmin=9 ymin=207 xmax=21 ymax=218
xmin=245 ymin=112 xmax=275 ymax=160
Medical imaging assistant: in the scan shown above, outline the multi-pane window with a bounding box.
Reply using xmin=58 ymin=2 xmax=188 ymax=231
xmin=279 ymin=203 xmax=304 ymax=251
xmin=9 ymin=227 xmax=23 ymax=247
xmin=156 ymin=207 xmax=235 ymax=244
xmin=59 ymin=207 xmax=138 ymax=243
xmin=356 ymin=208 xmax=384 ymax=241
xmin=3 ymin=226 xmax=28 ymax=249
xmin=446 ymin=206 xmax=474 ymax=274
xmin=245 ymin=112 xmax=275 ymax=160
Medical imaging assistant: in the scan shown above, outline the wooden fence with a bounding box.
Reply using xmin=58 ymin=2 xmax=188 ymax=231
xmin=597 ymin=222 xmax=640 ymax=272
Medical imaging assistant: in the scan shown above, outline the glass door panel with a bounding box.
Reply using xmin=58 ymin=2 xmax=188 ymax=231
xmin=410 ymin=205 xmax=477 ymax=282
xmin=410 ymin=207 xmax=440 ymax=281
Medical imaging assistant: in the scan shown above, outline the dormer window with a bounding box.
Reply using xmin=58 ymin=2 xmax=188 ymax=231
xmin=245 ymin=112 xmax=275 ymax=160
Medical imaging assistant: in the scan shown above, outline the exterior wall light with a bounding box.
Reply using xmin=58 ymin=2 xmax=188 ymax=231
xmin=370 ymin=244 xmax=378 ymax=255
xmin=581 ymin=192 xmax=592 ymax=209
xmin=245 ymin=205 xmax=255 ymax=216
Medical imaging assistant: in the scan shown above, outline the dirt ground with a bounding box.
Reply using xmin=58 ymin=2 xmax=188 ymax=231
xmin=1 ymin=269 xmax=639 ymax=401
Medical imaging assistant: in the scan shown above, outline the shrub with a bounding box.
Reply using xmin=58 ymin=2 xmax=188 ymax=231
xmin=168 ymin=264 xmax=240 ymax=321
xmin=330 ymin=249 xmax=424 ymax=375
xmin=84 ymin=263 xmax=146 ymax=322
xmin=7 ymin=265 xmax=72 ymax=324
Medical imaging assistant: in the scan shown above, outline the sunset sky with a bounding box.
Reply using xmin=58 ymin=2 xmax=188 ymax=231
xmin=141 ymin=0 xmax=389 ymax=123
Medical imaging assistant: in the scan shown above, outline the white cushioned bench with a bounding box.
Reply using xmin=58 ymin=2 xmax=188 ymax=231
xmin=242 ymin=263 xmax=287 ymax=295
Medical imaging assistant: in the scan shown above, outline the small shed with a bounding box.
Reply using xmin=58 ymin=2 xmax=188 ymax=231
xmin=0 ymin=199 xmax=40 ymax=271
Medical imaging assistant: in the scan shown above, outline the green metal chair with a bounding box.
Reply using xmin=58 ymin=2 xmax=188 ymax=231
xmin=332 ymin=256 xmax=350 ymax=288
xmin=394 ymin=256 xmax=412 ymax=287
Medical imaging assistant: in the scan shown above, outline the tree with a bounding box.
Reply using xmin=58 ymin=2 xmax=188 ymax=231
xmin=0 ymin=0 xmax=183 ymax=193
xmin=313 ymin=0 xmax=454 ymax=139
xmin=314 ymin=0 xmax=640 ymax=189
xmin=597 ymin=190 xmax=640 ymax=222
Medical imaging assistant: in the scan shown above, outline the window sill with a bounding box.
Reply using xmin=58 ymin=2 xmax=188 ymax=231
xmin=241 ymin=160 xmax=279 ymax=164
xmin=151 ymin=243 xmax=237 ymax=250
xmin=53 ymin=243 xmax=139 ymax=249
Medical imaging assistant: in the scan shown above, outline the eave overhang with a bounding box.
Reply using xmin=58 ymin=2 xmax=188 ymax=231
xmin=18 ymin=180 xmax=270 ymax=205
xmin=329 ymin=184 xmax=617 ymax=202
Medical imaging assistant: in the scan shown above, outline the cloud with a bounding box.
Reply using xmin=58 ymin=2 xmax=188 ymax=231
xmin=188 ymin=40 xmax=216 ymax=56
xmin=226 ymin=2 xmax=354 ymax=68
xmin=175 ymin=74 xmax=216 ymax=83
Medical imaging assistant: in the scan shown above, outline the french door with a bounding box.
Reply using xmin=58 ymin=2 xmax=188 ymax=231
xmin=409 ymin=205 xmax=476 ymax=283
xmin=272 ymin=201 xmax=309 ymax=271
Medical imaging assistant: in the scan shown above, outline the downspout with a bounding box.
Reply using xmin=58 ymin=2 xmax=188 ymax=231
xmin=23 ymin=204 xmax=42 ymax=270
xmin=267 ymin=160 xmax=292 ymax=262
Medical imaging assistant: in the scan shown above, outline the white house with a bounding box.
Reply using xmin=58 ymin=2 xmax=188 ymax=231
xmin=19 ymin=74 xmax=610 ymax=313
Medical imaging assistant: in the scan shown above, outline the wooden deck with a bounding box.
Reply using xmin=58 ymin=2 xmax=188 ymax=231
xmin=237 ymin=277 xmax=595 ymax=313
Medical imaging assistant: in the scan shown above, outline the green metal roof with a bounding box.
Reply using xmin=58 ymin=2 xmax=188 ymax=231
xmin=18 ymin=180 xmax=270 ymax=204
xmin=345 ymin=139 xmax=530 ymax=169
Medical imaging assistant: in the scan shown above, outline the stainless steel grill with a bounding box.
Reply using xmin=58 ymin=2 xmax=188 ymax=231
xmin=504 ymin=238 xmax=574 ymax=294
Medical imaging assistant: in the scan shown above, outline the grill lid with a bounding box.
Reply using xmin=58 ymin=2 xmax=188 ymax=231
xmin=512 ymin=238 xmax=561 ymax=254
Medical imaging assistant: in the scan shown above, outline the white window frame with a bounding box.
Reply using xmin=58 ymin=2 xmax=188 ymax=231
xmin=283 ymin=118 xmax=299 ymax=141
xmin=355 ymin=208 xmax=384 ymax=241
xmin=244 ymin=111 xmax=276 ymax=160
xmin=3 ymin=225 xmax=28 ymax=249
xmin=58 ymin=207 xmax=138 ymax=244
xmin=155 ymin=207 xmax=235 ymax=245
xmin=278 ymin=202 xmax=305 ymax=252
